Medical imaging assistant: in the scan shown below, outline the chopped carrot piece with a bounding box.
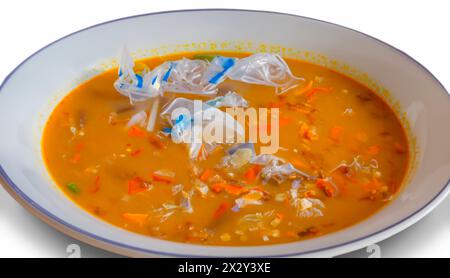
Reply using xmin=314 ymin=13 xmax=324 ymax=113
xmin=306 ymin=87 xmax=332 ymax=98
xmin=74 ymin=143 xmax=85 ymax=152
xmin=128 ymin=126 xmax=146 ymax=137
xmin=279 ymin=116 xmax=292 ymax=127
xmin=316 ymin=178 xmax=337 ymax=197
xmin=127 ymin=176 xmax=147 ymax=195
xmin=223 ymin=184 xmax=247 ymax=195
xmin=69 ymin=153 xmax=81 ymax=164
xmin=249 ymin=186 xmax=265 ymax=193
xmin=329 ymin=126 xmax=343 ymax=142
xmin=122 ymin=213 xmax=148 ymax=227
xmin=244 ymin=165 xmax=261 ymax=183
xmin=151 ymin=173 xmax=174 ymax=184
xmin=291 ymin=159 xmax=308 ymax=170
xmin=149 ymin=134 xmax=167 ymax=149
xmin=394 ymin=143 xmax=406 ymax=154
xmin=212 ymin=202 xmax=230 ymax=220
xmin=89 ymin=175 xmax=101 ymax=193
xmin=211 ymin=183 xmax=225 ymax=193
xmin=211 ymin=183 xmax=247 ymax=195
xmin=200 ymin=169 xmax=214 ymax=182
xmin=298 ymin=122 xmax=317 ymax=141
xmin=285 ymin=231 xmax=297 ymax=238
xmin=130 ymin=149 xmax=142 ymax=157
xmin=367 ymin=145 xmax=381 ymax=155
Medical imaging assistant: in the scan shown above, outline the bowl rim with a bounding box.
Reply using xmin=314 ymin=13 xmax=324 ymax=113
xmin=1 ymin=8 xmax=449 ymax=257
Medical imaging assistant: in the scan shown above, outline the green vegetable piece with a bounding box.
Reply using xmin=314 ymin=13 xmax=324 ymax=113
xmin=193 ymin=54 xmax=217 ymax=62
xmin=67 ymin=182 xmax=80 ymax=194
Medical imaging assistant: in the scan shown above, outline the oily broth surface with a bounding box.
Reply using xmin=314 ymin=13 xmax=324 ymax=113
xmin=42 ymin=52 xmax=409 ymax=246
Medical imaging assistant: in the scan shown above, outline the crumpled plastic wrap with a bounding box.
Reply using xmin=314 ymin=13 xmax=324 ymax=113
xmin=293 ymin=197 xmax=324 ymax=218
xmin=227 ymin=53 xmax=303 ymax=94
xmin=232 ymin=190 xmax=265 ymax=212
xmin=114 ymin=48 xmax=303 ymax=103
xmin=160 ymin=97 xmax=245 ymax=160
xmin=114 ymin=47 xmax=161 ymax=102
xmin=251 ymin=154 xmax=313 ymax=184
xmin=219 ymin=143 xmax=255 ymax=169
xmin=154 ymin=58 xmax=218 ymax=95
xmin=289 ymin=180 xmax=324 ymax=217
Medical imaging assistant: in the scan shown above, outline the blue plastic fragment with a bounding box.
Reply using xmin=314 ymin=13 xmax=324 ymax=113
xmin=208 ymin=57 xmax=236 ymax=84
xmin=135 ymin=74 xmax=143 ymax=88
xmin=227 ymin=143 xmax=255 ymax=156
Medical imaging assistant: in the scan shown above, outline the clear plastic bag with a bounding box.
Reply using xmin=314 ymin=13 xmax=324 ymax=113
xmin=160 ymin=97 xmax=245 ymax=159
xmin=114 ymin=49 xmax=304 ymax=103
xmin=206 ymin=91 xmax=248 ymax=108
xmin=114 ymin=47 xmax=161 ymax=102
xmin=157 ymin=59 xmax=217 ymax=95
xmin=228 ymin=53 xmax=304 ymax=94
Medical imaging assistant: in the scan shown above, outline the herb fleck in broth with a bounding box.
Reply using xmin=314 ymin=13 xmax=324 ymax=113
xmin=42 ymin=52 xmax=409 ymax=246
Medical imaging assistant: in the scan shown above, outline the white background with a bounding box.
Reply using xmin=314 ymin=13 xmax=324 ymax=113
xmin=0 ymin=0 xmax=449 ymax=258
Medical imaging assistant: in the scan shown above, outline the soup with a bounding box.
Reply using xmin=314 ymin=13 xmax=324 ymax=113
xmin=42 ymin=51 xmax=409 ymax=246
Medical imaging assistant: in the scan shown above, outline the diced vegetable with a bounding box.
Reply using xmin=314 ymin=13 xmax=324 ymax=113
xmin=193 ymin=53 xmax=217 ymax=61
xmin=394 ymin=143 xmax=406 ymax=154
xmin=305 ymin=87 xmax=332 ymax=98
xmin=130 ymin=149 xmax=142 ymax=157
xmin=152 ymin=173 xmax=175 ymax=184
xmin=128 ymin=126 xmax=146 ymax=137
xmin=122 ymin=213 xmax=148 ymax=227
xmin=149 ymin=134 xmax=167 ymax=149
xmin=223 ymin=184 xmax=247 ymax=195
xmin=243 ymin=165 xmax=261 ymax=183
xmin=127 ymin=177 xmax=148 ymax=195
xmin=212 ymin=202 xmax=230 ymax=220
xmin=329 ymin=126 xmax=343 ymax=142
xmin=89 ymin=175 xmax=101 ymax=193
xmin=298 ymin=122 xmax=317 ymax=141
xmin=67 ymin=182 xmax=80 ymax=194
xmin=69 ymin=153 xmax=81 ymax=164
xmin=199 ymin=169 xmax=214 ymax=182
xmin=316 ymin=178 xmax=337 ymax=197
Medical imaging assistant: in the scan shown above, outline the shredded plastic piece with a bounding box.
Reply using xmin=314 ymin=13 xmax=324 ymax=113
xmin=180 ymin=190 xmax=194 ymax=213
xmin=155 ymin=58 xmax=218 ymax=95
xmin=206 ymin=91 xmax=248 ymax=108
xmin=194 ymin=179 xmax=209 ymax=197
xmin=227 ymin=143 xmax=255 ymax=156
xmin=232 ymin=190 xmax=265 ymax=212
xmin=292 ymin=198 xmax=324 ymax=218
xmin=171 ymin=184 xmax=184 ymax=195
xmin=227 ymin=53 xmax=303 ymax=94
xmin=114 ymin=47 xmax=161 ymax=102
xmin=221 ymin=148 xmax=253 ymax=169
xmin=146 ymin=98 xmax=160 ymax=132
xmin=251 ymin=154 xmax=313 ymax=183
xmin=126 ymin=110 xmax=147 ymax=128
xmin=288 ymin=180 xmax=324 ymax=217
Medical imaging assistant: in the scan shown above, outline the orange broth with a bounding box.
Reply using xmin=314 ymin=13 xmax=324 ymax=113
xmin=42 ymin=52 xmax=409 ymax=246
